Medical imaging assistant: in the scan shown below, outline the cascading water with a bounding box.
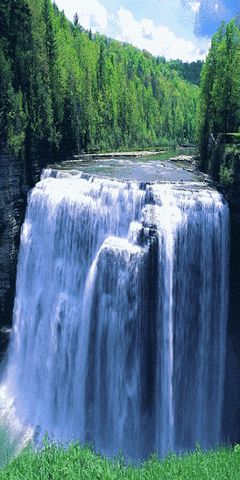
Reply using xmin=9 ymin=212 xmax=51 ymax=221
xmin=1 ymin=169 xmax=229 ymax=460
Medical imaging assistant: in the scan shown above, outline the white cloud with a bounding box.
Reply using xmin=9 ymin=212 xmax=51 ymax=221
xmin=54 ymin=0 xmax=209 ymax=61
xmin=55 ymin=0 xmax=109 ymax=33
xmin=189 ymin=1 xmax=201 ymax=14
xmin=115 ymin=7 xmax=207 ymax=62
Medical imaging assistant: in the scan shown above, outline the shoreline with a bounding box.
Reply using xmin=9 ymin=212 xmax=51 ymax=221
xmin=72 ymin=150 xmax=165 ymax=160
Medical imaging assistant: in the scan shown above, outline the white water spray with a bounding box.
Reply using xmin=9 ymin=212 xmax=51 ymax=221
xmin=1 ymin=171 xmax=229 ymax=460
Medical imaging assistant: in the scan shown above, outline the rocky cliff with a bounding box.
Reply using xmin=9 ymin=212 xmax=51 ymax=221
xmin=0 ymin=152 xmax=25 ymax=354
xmin=0 ymin=147 xmax=46 ymax=357
xmin=223 ymin=193 xmax=240 ymax=444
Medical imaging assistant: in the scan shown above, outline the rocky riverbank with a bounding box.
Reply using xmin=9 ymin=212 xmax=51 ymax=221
xmin=72 ymin=150 xmax=164 ymax=160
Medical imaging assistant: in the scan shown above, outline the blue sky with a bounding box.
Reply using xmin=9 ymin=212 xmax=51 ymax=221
xmin=55 ymin=0 xmax=240 ymax=61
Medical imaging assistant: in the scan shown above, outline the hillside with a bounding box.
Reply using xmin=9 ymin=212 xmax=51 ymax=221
xmin=0 ymin=0 xmax=199 ymax=159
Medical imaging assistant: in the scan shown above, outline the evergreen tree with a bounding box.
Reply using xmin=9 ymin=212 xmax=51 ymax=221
xmin=0 ymin=0 xmax=200 ymax=158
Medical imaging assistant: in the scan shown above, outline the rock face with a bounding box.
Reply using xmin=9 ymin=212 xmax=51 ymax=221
xmin=0 ymin=148 xmax=44 ymax=357
xmin=0 ymin=153 xmax=27 ymax=323
xmin=223 ymin=194 xmax=240 ymax=444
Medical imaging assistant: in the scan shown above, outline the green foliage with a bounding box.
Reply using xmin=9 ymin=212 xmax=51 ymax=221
xmin=225 ymin=133 xmax=240 ymax=143
xmin=0 ymin=0 xmax=199 ymax=157
xmin=168 ymin=59 xmax=204 ymax=85
xmin=198 ymin=17 xmax=240 ymax=175
xmin=223 ymin=144 xmax=240 ymax=184
xmin=219 ymin=164 xmax=234 ymax=186
xmin=0 ymin=427 xmax=18 ymax=470
xmin=0 ymin=443 xmax=240 ymax=479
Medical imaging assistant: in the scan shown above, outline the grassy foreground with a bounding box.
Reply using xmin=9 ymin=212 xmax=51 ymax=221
xmin=0 ymin=443 xmax=240 ymax=480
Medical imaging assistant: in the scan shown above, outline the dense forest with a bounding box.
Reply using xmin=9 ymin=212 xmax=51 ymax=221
xmin=168 ymin=59 xmax=203 ymax=86
xmin=0 ymin=0 xmax=200 ymax=160
xmin=198 ymin=18 xmax=240 ymax=182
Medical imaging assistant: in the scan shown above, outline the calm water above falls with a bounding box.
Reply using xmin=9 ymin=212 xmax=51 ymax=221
xmin=1 ymin=169 xmax=229 ymax=460
xmin=50 ymin=148 xmax=197 ymax=183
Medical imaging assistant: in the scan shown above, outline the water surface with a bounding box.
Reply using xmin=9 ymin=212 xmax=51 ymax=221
xmin=50 ymin=148 xmax=200 ymax=183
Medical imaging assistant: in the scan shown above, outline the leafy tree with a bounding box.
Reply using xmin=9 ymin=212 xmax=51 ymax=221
xmin=198 ymin=18 xmax=240 ymax=174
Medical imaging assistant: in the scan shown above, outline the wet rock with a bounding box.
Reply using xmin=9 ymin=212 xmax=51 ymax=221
xmin=0 ymin=146 xmax=47 ymax=356
xmin=0 ymin=151 xmax=28 ymax=331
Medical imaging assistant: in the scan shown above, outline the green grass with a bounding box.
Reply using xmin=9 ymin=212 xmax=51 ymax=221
xmin=0 ymin=443 xmax=240 ymax=480
xmin=0 ymin=427 xmax=18 ymax=470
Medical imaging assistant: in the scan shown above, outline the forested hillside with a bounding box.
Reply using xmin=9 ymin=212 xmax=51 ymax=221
xmin=0 ymin=0 xmax=199 ymax=159
xmin=168 ymin=59 xmax=203 ymax=86
xmin=198 ymin=18 xmax=240 ymax=181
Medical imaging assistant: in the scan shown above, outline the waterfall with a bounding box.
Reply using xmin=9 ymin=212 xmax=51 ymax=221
xmin=2 ymin=170 xmax=229 ymax=460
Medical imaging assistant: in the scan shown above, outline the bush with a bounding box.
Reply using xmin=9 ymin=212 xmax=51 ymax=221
xmin=219 ymin=164 xmax=234 ymax=186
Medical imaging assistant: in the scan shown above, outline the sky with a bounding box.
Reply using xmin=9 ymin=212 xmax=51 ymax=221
xmin=54 ymin=0 xmax=240 ymax=62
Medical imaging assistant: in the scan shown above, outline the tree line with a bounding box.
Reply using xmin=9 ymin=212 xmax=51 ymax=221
xmin=0 ymin=0 xmax=200 ymax=160
xmin=198 ymin=18 xmax=240 ymax=178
